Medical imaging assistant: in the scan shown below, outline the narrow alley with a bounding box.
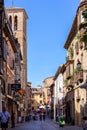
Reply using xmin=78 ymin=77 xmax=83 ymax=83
xmin=8 ymin=118 xmax=83 ymax=130
xmin=1 ymin=1 xmax=87 ymax=130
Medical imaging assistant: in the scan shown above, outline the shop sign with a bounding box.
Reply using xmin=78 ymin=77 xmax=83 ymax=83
xmin=11 ymin=84 xmax=21 ymax=91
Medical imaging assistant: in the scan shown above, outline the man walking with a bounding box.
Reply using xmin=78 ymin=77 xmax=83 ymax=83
xmin=11 ymin=111 xmax=15 ymax=128
xmin=43 ymin=111 xmax=46 ymax=121
xmin=0 ymin=107 xmax=10 ymax=130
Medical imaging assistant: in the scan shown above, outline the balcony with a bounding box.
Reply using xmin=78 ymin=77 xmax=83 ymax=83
xmin=66 ymin=60 xmax=74 ymax=79
xmin=66 ymin=65 xmax=71 ymax=79
xmin=74 ymin=70 xmax=83 ymax=83
xmin=66 ymin=79 xmax=74 ymax=89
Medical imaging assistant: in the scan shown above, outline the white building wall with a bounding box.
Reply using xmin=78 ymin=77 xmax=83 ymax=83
xmin=58 ymin=74 xmax=63 ymax=103
xmin=54 ymin=73 xmax=63 ymax=120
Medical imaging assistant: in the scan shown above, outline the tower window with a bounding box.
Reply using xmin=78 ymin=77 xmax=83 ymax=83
xmin=14 ymin=16 xmax=18 ymax=30
xmin=9 ymin=16 xmax=12 ymax=27
xmin=81 ymin=11 xmax=84 ymax=23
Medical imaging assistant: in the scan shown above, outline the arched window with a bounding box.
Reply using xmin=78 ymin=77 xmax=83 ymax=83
xmin=9 ymin=16 xmax=12 ymax=27
xmin=14 ymin=16 xmax=18 ymax=30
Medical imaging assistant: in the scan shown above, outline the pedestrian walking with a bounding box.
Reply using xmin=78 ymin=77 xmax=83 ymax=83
xmin=43 ymin=111 xmax=46 ymax=121
xmin=11 ymin=111 xmax=15 ymax=128
xmin=39 ymin=112 xmax=42 ymax=121
xmin=0 ymin=107 xmax=10 ymax=130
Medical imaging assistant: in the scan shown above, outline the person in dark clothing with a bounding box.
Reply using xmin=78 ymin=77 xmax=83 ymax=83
xmin=39 ymin=112 xmax=42 ymax=121
xmin=11 ymin=112 xmax=15 ymax=128
xmin=43 ymin=111 xmax=46 ymax=121
xmin=0 ymin=107 xmax=10 ymax=130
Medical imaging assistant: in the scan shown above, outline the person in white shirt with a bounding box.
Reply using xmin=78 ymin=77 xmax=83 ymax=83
xmin=0 ymin=107 xmax=10 ymax=130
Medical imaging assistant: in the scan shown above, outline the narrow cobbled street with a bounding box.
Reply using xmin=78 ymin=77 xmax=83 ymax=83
xmin=8 ymin=118 xmax=83 ymax=130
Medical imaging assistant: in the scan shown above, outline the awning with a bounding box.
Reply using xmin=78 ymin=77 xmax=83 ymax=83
xmin=39 ymin=105 xmax=44 ymax=109
xmin=80 ymin=82 xmax=87 ymax=89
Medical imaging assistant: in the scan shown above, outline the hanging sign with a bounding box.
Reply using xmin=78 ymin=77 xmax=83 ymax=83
xmin=11 ymin=84 xmax=21 ymax=91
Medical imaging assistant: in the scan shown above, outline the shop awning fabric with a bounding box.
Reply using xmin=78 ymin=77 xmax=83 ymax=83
xmin=80 ymin=82 xmax=87 ymax=89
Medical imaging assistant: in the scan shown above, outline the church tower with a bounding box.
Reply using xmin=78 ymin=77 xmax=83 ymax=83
xmin=6 ymin=7 xmax=28 ymax=91
xmin=80 ymin=0 xmax=87 ymax=3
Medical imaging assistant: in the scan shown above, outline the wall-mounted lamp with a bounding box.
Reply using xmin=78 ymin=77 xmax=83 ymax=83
xmin=77 ymin=60 xmax=82 ymax=69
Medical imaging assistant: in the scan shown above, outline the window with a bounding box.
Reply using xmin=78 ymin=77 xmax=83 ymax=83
xmin=9 ymin=16 xmax=12 ymax=26
xmin=3 ymin=38 xmax=7 ymax=61
xmin=81 ymin=11 xmax=84 ymax=23
xmin=32 ymin=94 xmax=34 ymax=98
xmin=40 ymin=94 xmax=42 ymax=98
xmin=59 ymin=87 xmax=61 ymax=92
xmin=75 ymin=42 xmax=79 ymax=55
xmin=32 ymin=100 xmax=34 ymax=104
xmin=14 ymin=16 xmax=18 ymax=30
xmin=47 ymin=89 xmax=50 ymax=96
xmin=10 ymin=59 xmax=14 ymax=70
xmin=40 ymin=100 xmax=42 ymax=104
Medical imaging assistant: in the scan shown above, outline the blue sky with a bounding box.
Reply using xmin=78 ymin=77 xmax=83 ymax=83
xmin=4 ymin=0 xmax=80 ymax=87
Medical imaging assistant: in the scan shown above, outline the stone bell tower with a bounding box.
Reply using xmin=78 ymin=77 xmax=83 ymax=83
xmin=80 ymin=0 xmax=87 ymax=2
xmin=6 ymin=7 xmax=28 ymax=116
xmin=6 ymin=7 xmax=28 ymax=92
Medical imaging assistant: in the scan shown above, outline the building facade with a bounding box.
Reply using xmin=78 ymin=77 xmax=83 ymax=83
xmin=31 ymin=86 xmax=43 ymax=110
xmin=0 ymin=3 xmax=22 ymax=127
xmin=63 ymin=0 xmax=87 ymax=125
xmin=26 ymin=82 xmax=32 ymax=113
xmin=6 ymin=7 xmax=28 ymax=116
xmin=43 ymin=76 xmax=54 ymax=106
xmin=54 ymin=65 xmax=65 ymax=120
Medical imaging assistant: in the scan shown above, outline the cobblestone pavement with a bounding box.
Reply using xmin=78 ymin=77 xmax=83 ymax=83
xmin=8 ymin=118 xmax=83 ymax=130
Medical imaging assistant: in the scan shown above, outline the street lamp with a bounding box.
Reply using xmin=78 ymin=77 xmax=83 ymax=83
xmin=77 ymin=60 xmax=82 ymax=69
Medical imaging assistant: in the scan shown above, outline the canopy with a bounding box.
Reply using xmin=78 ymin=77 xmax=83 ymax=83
xmin=80 ymin=82 xmax=87 ymax=89
xmin=39 ymin=105 xmax=44 ymax=109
